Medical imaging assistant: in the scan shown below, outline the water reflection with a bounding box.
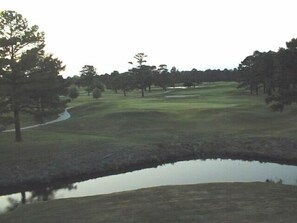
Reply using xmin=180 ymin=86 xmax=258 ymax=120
xmin=1 ymin=159 xmax=297 ymax=214
xmin=4 ymin=183 xmax=76 ymax=213
xmin=265 ymin=178 xmax=283 ymax=184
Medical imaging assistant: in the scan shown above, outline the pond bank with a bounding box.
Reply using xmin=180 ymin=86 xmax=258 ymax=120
xmin=1 ymin=182 xmax=297 ymax=223
xmin=0 ymin=137 xmax=297 ymax=195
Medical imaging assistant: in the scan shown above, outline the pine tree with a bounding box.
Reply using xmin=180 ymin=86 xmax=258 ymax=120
xmin=0 ymin=11 xmax=66 ymax=141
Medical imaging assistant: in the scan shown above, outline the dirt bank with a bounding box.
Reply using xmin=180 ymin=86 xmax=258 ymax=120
xmin=0 ymin=137 xmax=297 ymax=195
xmin=1 ymin=182 xmax=297 ymax=223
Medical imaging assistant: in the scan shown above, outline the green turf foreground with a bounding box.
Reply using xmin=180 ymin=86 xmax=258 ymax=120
xmin=1 ymin=182 xmax=297 ymax=223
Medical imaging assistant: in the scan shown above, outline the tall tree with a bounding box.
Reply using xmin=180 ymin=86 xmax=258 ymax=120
xmin=110 ymin=70 xmax=120 ymax=93
xmin=129 ymin=53 xmax=148 ymax=97
xmin=238 ymin=52 xmax=261 ymax=95
xmin=27 ymin=55 xmax=66 ymax=123
xmin=170 ymin=66 xmax=181 ymax=85
xmin=266 ymin=39 xmax=297 ymax=111
xmin=0 ymin=10 xmax=66 ymax=141
xmin=154 ymin=64 xmax=172 ymax=90
xmin=79 ymin=65 xmax=97 ymax=95
xmin=119 ymin=72 xmax=134 ymax=96
xmin=129 ymin=53 xmax=147 ymax=68
xmin=238 ymin=38 xmax=297 ymax=111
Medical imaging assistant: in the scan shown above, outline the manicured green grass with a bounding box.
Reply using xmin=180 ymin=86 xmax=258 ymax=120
xmin=63 ymin=82 xmax=297 ymax=142
xmin=2 ymin=82 xmax=297 ymax=147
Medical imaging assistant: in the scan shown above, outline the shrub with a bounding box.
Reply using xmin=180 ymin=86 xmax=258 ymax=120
xmin=92 ymin=87 xmax=101 ymax=99
xmin=68 ymin=85 xmax=79 ymax=100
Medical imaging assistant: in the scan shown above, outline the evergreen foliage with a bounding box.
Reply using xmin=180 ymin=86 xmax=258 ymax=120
xmin=0 ymin=10 xmax=66 ymax=141
xmin=238 ymin=38 xmax=297 ymax=111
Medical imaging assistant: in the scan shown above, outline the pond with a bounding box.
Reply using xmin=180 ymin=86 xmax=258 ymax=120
xmin=1 ymin=158 xmax=297 ymax=213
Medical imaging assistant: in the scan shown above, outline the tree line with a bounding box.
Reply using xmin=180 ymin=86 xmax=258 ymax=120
xmin=68 ymin=53 xmax=237 ymax=98
xmin=238 ymin=38 xmax=297 ymax=111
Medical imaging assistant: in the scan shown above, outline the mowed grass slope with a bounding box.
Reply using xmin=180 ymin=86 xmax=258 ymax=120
xmin=1 ymin=183 xmax=297 ymax=223
xmin=41 ymin=82 xmax=297 ymax=142
xmin=1 ymin=81 xmax=297 ymax=149
xmin=1 ymin=82 xmax=297 ymax=189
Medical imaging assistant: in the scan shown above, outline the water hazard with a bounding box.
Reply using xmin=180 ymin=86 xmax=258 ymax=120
xmin=1 ymin=158 xmax=297 ymax=213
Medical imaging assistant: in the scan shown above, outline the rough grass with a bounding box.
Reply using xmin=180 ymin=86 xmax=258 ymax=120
xmin=1 ymin=182 xmax=297 ymax=223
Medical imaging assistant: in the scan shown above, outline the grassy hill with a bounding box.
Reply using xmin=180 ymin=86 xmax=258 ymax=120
xmin=1 ymin=182 xmax=297 ymax=223
xmin=0 ymin=82 xmax=297 ymax=192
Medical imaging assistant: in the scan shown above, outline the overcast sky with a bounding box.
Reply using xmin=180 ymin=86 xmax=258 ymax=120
xmin=1 ymin=0 xmax=297 ymax=77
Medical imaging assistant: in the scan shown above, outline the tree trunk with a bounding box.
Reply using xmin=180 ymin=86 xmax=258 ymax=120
xmin=124 ymin=89 xmax=126 ymax=96
xmin=40 ymin=101 xmax=45 ymax=124
xmin=148 ymin=85 xmax=151 ymax=92
xmin=14 ymin=108 xmax=22 ymax=142
xmin=141 ymin=88 xmax=144 ymax=97
xmin=21 ymin=191 xmax=26 ymax=204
